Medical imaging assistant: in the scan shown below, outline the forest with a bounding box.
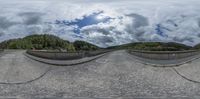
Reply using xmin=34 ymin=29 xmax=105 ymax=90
xmin=0 ymin=34 xmax=99 ymax=52
xmin=0 ymin=34 xmax=199 ymax=51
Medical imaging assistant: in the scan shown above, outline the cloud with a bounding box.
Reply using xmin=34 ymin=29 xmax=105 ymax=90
xmin=126 ymin=14 xmax=149 ymax=28
xmin=1 ymin=0 xmax=200 ymax=47
xmin=18 ymin=12 xmax=45 ymax=25
xmin=173 ymin=36 xmax=194 ymax=43
xmin=0 ymin=16 xmax=18 ymax=29
xmin=0 ymin=32 xmax=5 ymax=37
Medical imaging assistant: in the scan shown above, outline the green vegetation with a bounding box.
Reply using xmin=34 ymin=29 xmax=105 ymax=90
xmin=107 ymin=42 xmax=192 ymax=51
xmin=193 ymin=44 xmax=200 ymax=50
xmin=0 ymin=34 xmax=198 ymax=51
xmin=0 ymin=34 xmax=99 ymax=51
xmin=74 ymin=41 xmax=99 ymax=51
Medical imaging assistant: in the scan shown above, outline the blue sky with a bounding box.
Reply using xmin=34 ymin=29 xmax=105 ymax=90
xmin=54 ymin=11 xmax=113 ymax=34
xmin=0 ymin=0 xmax=200 ymax=47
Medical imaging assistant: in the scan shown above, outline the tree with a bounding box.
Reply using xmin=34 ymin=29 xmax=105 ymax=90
xmin=0 ymin=34 xmax=100 ymax=51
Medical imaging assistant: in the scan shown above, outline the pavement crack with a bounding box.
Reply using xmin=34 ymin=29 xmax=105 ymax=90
xmin=172 ymin=67 xmax=200 ymax=84
xmin=0 ymin=67 xmax=52 ymax=85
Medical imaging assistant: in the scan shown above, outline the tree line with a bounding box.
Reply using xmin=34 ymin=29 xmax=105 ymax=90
xmin=0 ymin=34 xmax=99 ymax=52
xmin=0 ymin=34 xmax=199 ymax=51
xmin=107 ymin=42 xmax=193 ymax=51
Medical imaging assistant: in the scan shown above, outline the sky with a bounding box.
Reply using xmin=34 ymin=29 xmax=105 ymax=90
xmin=0 ymin=0 xmax=200 ymax=47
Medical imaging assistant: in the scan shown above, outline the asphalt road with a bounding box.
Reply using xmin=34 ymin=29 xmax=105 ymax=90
xmin=0 ymin=50 xmax=200 ymax=98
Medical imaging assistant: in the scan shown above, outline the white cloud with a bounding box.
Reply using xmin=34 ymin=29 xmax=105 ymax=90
xmin=0 ymin=0 xmax=200 ymax=47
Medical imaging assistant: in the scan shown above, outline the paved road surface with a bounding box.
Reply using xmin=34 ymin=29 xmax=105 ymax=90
xmin=0 ymin=50 xmax=50 ymax=84
xmin=0 ymin=50 xmax=200 ymax=98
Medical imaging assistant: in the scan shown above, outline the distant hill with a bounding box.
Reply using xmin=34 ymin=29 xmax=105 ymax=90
xmin=0 ymin=34 xmax=194 ymax=51
xmin=193 ymin=44 xmax=200 ymax=50
xmin=73 ymin=40 xmax=99 ymax=51
xmin=107 ymin=42 xmax=192 ymax=51
xmin=0 ymin=34 xmax=100 ymax=51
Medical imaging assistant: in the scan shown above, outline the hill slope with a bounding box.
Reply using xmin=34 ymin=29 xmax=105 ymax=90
xmin=0 ymin=35 xmax=194 ymax=51
xmin=193 ymin=44 xmax=200 ymax=50
xmin=0 ymin=34 xmax=100 ymax=51
xmin=107 ymin=42 xmax=192 ymax=51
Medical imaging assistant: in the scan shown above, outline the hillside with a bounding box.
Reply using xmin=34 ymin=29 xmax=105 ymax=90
xmin=193 ymin=44 xmax=200 ymax=50
xmin=0 ymin=34 xmax=100 ymax=51
xmin=107 ymin=42 xmax=192 ymax=51
xmin=73 ymin=40 xmax=99 ymax=51
xmin=0 ymin=34 xmax=194 ymax=51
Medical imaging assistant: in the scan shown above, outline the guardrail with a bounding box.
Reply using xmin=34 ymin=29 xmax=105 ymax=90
xmin=128 ymin=50 xmax=200 ymax=60
xmin=26 ymin=50 xmax=111 ymax=60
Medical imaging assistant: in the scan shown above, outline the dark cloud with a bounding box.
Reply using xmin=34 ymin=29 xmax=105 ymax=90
xmin=96 ymin=27 xmax=115 ymax=35
xmin=124 ymin=14 xmax=149 ymax=39
xmin=134 ymin=31 xmax=147 ymax=41
xmin=18 ymin=12 xmax=45 ymax=25
xmin=82 ymin=26 xmax=114 ymax=35
xmin=123 ymin=14 xmax=150 ymax=42
xmin=198 ymin=19 xmax=200 ymax=28
xmin=134 ymin=31 xmax=145 ymax=37
xmin=173 ymin=36 xmax=194 ymax=43
xmin=26 ymin=26 xmax=42 ymax=35
xmin=0 ymin=17 xmax=18 ymax=29
xmin=90 ymin=36 xmax=114 ymax=47
xmin=0 ymin=32 xmax=5 ymax=37
xmin=99 ymin=36 xmax=114 ymax=43
xmin=126 ymin=13 xmax=149 ymax=28
xmin=42 ymin=25 xmax=53 ymax=33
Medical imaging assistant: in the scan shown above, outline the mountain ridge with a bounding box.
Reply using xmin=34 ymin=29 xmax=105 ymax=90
xmin=0 ymin=34 xmax=99 ymax=51
xmin=0 ymin=34 xmax=199 ymax=51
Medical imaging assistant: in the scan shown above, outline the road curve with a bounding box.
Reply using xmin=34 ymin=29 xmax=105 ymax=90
xmin=0 ymin=50 xmax=200 ymax=98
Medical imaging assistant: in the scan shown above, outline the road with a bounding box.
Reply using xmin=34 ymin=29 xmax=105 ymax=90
xmin=0 ymin=50 xmax=200 ymax=98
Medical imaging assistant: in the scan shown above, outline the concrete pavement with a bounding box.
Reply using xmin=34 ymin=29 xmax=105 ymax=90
xmin=0 ymin=50 xmax=200 ymax=98
xmin=0 ymin=50 xmax=50 ymax=84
